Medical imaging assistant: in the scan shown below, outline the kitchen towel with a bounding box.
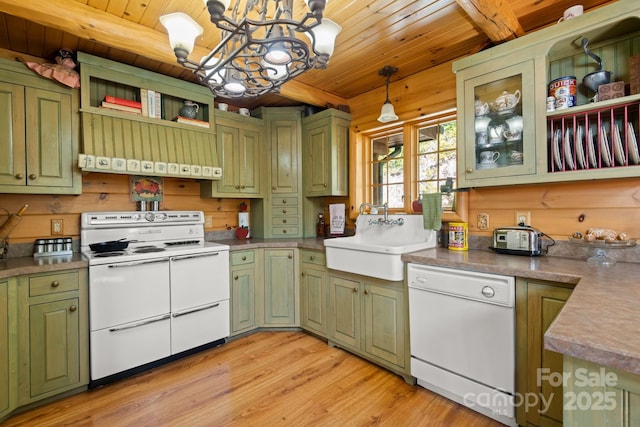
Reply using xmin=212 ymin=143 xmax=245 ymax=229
xmin=422 ymin=192 xmax=442 ymax=230
xmin=329 ymin=203 xmax=346 ymax=235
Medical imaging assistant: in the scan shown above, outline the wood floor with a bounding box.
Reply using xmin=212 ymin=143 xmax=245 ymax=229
xmin=4 ymin=331 xmax=503 ymax=426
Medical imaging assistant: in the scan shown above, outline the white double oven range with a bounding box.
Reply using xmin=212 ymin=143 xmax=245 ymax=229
xmin=81 ymin=211 xmax=229 ymax=387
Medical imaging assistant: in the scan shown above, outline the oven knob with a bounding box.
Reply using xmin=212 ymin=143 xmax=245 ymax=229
xmin=145 ymin=212 xmax=155 ymax=222
xmin=156 ymin=212 xmax=168 ymax=221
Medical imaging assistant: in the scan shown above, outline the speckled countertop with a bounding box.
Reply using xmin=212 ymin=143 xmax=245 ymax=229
xmin=402 ymin=248 xmax=640 ymax=376
xmin=2 ymin=240 xmax=638 ymax=376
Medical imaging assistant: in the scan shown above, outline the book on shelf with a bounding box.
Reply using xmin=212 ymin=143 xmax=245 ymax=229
xmin=140 ymin=88 xmax=149 ymax=117
xmin=100 ymin=101 xmax=142 ymax=114
xmin=103 ymin=95 xmax=142 ymax=109
xmin=174 ymin=116 xmax=210 ymax=128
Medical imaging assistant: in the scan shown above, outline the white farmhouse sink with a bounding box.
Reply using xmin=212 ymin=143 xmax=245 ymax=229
xmin=324 ymin=214 xmax=437 ymax=281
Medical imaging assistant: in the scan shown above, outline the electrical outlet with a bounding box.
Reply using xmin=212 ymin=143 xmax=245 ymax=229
xmin=477 ymin=212 xmax=490 ymax=230
xmin=515 ymin=211 xmax=531 ymax=226
xmin=51 ymin=219 xmax=63 ymax=235
xmin=204 ymin=215 xmax=213 ymax=228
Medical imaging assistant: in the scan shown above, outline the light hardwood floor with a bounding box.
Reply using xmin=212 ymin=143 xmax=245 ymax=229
xmin=4 ymin=331 xmax=503 ymax=426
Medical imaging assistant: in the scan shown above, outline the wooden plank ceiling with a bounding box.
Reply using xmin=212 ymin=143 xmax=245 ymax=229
xmin=0 ymin=0 xmax=614 ymax=109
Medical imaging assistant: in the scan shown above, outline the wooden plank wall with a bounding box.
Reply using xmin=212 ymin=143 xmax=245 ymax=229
xmin=468 ymin=177 xmax=640 ymax=239
xmin=0 ymin=173 xmax=248 ymax=244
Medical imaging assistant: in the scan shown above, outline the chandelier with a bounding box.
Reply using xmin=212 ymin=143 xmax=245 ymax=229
xmin=160 ymin=0 xmax=341 ymax=98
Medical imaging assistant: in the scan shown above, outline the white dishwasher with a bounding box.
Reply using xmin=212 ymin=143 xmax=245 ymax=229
xmin=407 ymin=263 xmax=517 ymax=427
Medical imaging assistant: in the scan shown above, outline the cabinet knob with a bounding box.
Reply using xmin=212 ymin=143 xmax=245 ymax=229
xmin=69 ymin=305 xmax=77 ymax=312
xmin=352 ymin=287 xmax=358 ymax=293
xmin=241 ymin=256 xmax=247 ymax=261
xmin=241 ymin=185 xmax=246 ymax=189
xmin=234 ymin=275 xmax=239 ymax=280
xmin=283 ymin=230 xmax=287 ymax=233
xmin=364 ymin=289 xmax=369 ymax=295
xmin=310 ymin=256 xmax=315 ymax=260
xmin=301 ymin=272 xmax=305 ymax=277
xmin=466 ymin=168 xmax=473 ymax=173
xmin=288 ymin=254 xmax=292 ymax=259
xmin=15 ymin=173 xmax=23 ymax=180
xmin=29 ymin=174 xmax=37 ymax=180
xmin=272 ymin=186 xmax=277 ymax=190
xmin=282 ymin=209 xmax=287 ymax=213
xmin=282 ymin=200 xmax=287 ymax=204
xmin=323 ymin=184 xmax=327 ymax=188
xmin=235 ymin=185 xmax=240 ymax=189
xmin=282 ymin=219 xmax=287 ymax=223
xmin=51 ymin=281 xmax=60 ymax=288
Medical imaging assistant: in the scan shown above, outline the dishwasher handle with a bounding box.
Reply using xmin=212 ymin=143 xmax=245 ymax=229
xmin=481 ymin=286 xmax=495 ymax=298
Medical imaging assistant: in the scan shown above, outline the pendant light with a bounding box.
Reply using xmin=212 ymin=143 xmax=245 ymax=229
xmin=377 ymin=65 xmax=399 ymax=123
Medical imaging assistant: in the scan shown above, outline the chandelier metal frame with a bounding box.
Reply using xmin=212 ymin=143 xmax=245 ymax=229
xmin=167 ymin=0 xmax=336 ymax=98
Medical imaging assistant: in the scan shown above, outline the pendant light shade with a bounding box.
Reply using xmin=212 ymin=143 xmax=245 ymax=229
xmin=377 ymin=65 xmax=399 ymax=123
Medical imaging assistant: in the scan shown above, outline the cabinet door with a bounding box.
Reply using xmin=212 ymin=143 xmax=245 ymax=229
xmin=300 ymin=263 xmax=327 ymax=336
xmin=0 ymin=82 xmax=25 ymax=187
xmin=270 ymin=119 xmax=299 ymax=194
xmin=459 ymin=61 xmax=537 ymax=188
xmin=363 ymin=283 xmax=405 ymax=368
xmin=29 ymin=297 xmax=80 ymax=398
xmin=216 ymin=124 xmax=241 ymax=194
xmin=239 ymin=127 xmax=261 ymax=195
xmin=25 ymin=87 xmax=74 ymax=188
xmin=517 ymin=280 xmax=572 ymax=427
xmin=230 ymin=265 xmax=257 ymax=335
xmin=328 ymin=275 xmax=361 ymax=349
xmin=305 ymin=122 xmax=330 ymax=196
xmin=0 ymin=280 xmax=10 ymax=417
xmin=263 ymin=249 xmax=295 ymax=325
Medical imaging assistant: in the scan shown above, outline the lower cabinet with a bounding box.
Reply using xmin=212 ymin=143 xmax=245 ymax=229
xmin=263 ymin=249 xmax=296 ymax=326
xmin=327 ymin=271 xmax=409 ymax=381
xmin=300 ymin=250 xmax=328 ymax=337
xmin=516 ymin=278 xmax=574 ymax=427
xmin=17 ymin=269 xmax=89 ymax=405
xmin=563 ymin=355 xmax=640 ymax=427
xmin=0 ymin=279 xmax=14 ymax=420
xmin=230 ymin=249 xmax=260 ymax=336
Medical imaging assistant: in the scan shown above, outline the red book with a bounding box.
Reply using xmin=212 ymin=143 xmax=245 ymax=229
xmin=103 ymin=95 xmax=142 ymax=109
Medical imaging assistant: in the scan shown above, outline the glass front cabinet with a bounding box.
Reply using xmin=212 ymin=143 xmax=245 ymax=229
xmin=454 ymin=0 xmax=640 ymax=188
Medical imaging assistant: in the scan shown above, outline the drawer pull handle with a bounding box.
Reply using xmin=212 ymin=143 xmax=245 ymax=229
xmin=282 ymin=219 xmax=287 ymax=223
xmin=51 ymin=281 xmax=60 ymax=288
xmin=283 ymin=230 xmax=287 ymax=233
xmin=310 ymin=256 xmax=315 ymax=260
xmin=282 ymin=200 xmax=287 ymax=204
xmin=242 ymin=256 xmax=247 ymax=261
xmin=282 ymin=209 xmax=287 ymax=213
xmin=69 ymin=305 xmax=77 ymax=312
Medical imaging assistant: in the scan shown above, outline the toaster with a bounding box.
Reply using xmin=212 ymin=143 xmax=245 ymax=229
xmin=490 ymin=226 xmax=547 ymax=256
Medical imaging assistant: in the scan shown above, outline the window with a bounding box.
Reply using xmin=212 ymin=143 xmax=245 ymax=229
xmin=362 ymin=111 xmax=458 ymax=213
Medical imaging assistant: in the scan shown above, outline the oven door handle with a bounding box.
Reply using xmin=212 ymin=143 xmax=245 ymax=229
xmin=107 ymin=258 xmax=170 ymax=268
xmin=108 ymin=314 xmax=171 ymax=332
xmin=172 ymin=302 xmax=221 ymax=318
xmin=170 ymin=252 xmax=221 ymax=262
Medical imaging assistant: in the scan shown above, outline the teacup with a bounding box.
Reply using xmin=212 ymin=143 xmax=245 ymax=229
xmin=218 ymin=103 xmax=228 ymax=111
xmin=558 ymin=5 xmax=583 ymax=22
xmin=510 ymin=150 xmax=524 ymax=163
xmin=480 ymin=151 xmax=500 ymax=164
xmin=239 ymin=108 xmax=250 ymax=116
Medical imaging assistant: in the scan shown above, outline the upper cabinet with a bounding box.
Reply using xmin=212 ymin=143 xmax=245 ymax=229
xmin=76 ymin=53 xmax=221 ymax=180
xmin=302 ymin=108 xmax=351 ymax=197
xmin=0 ymin=59 xmax=81 ymax=195
xmin=454 ymin=0 xmax=640 ymax=188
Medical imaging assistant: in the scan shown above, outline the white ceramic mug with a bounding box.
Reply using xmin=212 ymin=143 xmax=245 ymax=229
xmin=480 ymin=151 xmax=500 ymax=164
xmin=218 ymin=103 xmax=228 ymax=111
xmin=239 ymin=108 xmax=250 ymax=116
xmin=558 ymin=5 xmax=583 ymax=22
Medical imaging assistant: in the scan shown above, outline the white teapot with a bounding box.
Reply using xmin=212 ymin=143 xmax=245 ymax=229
xmin=475 ymin=100 xmax=489 ymax=116
xmin=492 ymin=90 xmax=521 ymax=112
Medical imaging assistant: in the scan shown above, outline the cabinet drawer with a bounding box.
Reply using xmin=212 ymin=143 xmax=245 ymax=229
xmin=271 ymin=216 xmax=299 ymax=226
xmin=271 ymin=206 xmax=299 ymax=217
xmin=271 ymin=197 xmax=298 ymax=206
xmin=29 ymin=271 xmax=79 ymax=297
xmin=271 ymin=226 xmax=299 ymax=236
xmin=231 ymin=250 xmax=255 ymax=266
xmin=301 ymin=250 xmax=326 ymax=266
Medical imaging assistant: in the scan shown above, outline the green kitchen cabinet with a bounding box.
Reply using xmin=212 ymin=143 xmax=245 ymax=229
xmin=516 ymin=278 xmax=574 ymax=427
xmin=0 ymin=279 xmax=16 ymax=420
xmin=250 ymin=107 xmax=305 ymax=238
xmin=454 ymin=1 xmax=640 ymax=188
xmin=17 ymin=269 xmax=89 ymax=405
xmin=302 ymin=108 xmax=351 ymax=197
xmin=300 ymin=250 xmax=328 ymax=337
xmin=563 ymin=355 xmax=640 ymax=426
xmin=263 ymin=249 xmax=297 ymax=326
xmin=0 ymin=58 xmax=81 ymax=194
xmin=201 ymin=112 xmax=264 ymax=198
xmin=229 ymin=249 xmax=262 ymax=336
xmin=328 ymin=271 xmax=409 ymax=382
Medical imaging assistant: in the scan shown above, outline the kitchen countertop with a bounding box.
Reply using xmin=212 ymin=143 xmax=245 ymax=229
xmin=0 ymin=253 xmax=88 ymax=280
xmin=402 ymin=248 xmax=640 ymax=376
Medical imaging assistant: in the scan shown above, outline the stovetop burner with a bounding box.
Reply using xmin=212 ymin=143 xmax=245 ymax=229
xmin=94 ymin=251 xmax=126 ymax=257
xmin=134 ymin=246 xmax=166 ymax=253
xmin=165 ymin=240 xmax=200 ymax=246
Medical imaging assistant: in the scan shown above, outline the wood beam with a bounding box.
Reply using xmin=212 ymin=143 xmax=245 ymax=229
xmin=0 ymin=0 xmax=347 ymax=107
xmin=455 ymin=0 xmax=525 ymax=43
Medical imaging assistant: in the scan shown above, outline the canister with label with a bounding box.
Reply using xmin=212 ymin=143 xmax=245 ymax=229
xmin=448 ymin=222 xmax=468 ymax=251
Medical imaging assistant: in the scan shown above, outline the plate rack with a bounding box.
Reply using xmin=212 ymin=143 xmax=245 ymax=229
xmin=547 ymin=96 xmax=640 ymax=172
